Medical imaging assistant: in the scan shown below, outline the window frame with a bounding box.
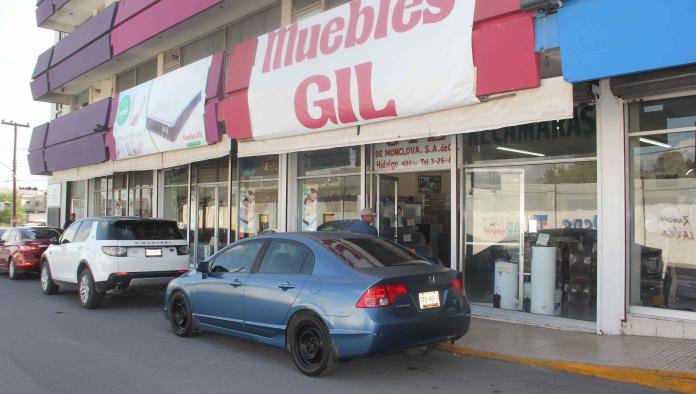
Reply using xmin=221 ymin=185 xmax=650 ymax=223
xmin=73 ymin=220 xmax=94 ymax=243
xmin=253 ymin=239 xmax=315 ymax=275
xmin=624 ymin=91 xmax=696 ymax=320
xmin=60 ymin=222 xmax=82 ymax=244
xmin=209 ymin=240 xmax=267 ymax=274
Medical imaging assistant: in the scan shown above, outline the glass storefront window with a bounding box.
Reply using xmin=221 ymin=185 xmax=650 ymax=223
xmin=112 ymin=174 xmax=128 ymax=216
xmin=629 ymin=130 xmax=696 ymax=312
xmin=298 ymin=147 xmax=360 ymax=176
xmin=239 ymin=181 xmax=278 ymax=238
xmin=237 ymin=155 xmax=279 ymax=239
xmin=299 ymin=176 xmax=360 ymax=231
xmin=68 ymin=181 xmax=87 ymax=219
xmin=128 ymin=171 xmax=153 ymax=217
xmin=240 ymin=155 xmax=279 ymax=181
xmin=463 ymin=106 xmax=598 ymax=323
xmin=193 ymin=158 xmax=229 ymax=184
xmin=465 ymin=162 xmax=598 ymax=322
xmin=464 ymin=106 xmax=597 ymax=164
xmin=627 ymin=96 xmax=696 ymax=132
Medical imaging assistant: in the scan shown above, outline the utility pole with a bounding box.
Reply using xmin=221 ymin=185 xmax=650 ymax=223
xmin=1 ymin=120 xmax=30 ymax=227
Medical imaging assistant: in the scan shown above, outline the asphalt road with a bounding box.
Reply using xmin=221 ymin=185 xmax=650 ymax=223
xmin=0 ymin=275 xmax=664 ymax=394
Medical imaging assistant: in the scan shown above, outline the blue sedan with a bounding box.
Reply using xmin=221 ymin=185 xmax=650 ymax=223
xmin=163 ymin=232 xmax=471 ymax=376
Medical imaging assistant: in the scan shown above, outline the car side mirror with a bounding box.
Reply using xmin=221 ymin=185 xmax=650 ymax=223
xmin=197 ymin=261 xmax=209 ymax=274
xmin=50 ymin=237 xmax=59 ymax=245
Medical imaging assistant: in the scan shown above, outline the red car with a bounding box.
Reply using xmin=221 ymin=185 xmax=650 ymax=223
xmin=0 ymin=227 xmax=63 ymax=280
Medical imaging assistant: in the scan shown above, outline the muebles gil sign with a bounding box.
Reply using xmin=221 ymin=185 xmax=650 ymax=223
xmin=248 ymin=0 xmax=478 ymax=140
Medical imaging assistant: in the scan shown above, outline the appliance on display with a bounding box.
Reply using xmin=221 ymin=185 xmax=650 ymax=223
xmin=494 ymin=259 xmax=519 ymax=310
xmin=531 ymin=245 xmax=557 ymax=315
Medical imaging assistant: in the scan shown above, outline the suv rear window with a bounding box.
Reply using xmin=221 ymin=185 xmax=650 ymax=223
xmin=96 ymin=220 xmax=184 ymax=241
xmin=320 ymin=238 xmax=429 ymax=268
xmin=21 ymin=228 xmax=61 ymax=240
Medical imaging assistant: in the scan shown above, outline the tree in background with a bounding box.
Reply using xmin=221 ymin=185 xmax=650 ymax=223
xmin=0 ymin=192 xmax=25 ymax=226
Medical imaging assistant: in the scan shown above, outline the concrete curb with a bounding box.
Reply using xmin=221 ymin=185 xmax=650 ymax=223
xmin=439 ymin=343 xmax=696 ymax=393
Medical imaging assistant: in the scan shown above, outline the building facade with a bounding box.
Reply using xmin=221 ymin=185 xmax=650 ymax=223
xmin=28 ymin=0 xmax=696 ymax=338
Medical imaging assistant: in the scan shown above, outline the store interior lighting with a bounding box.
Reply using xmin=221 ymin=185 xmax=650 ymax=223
xmin=496 ymin=146 xmax=546 ymax=157
xmin=639 ymin=137 xmax=671 ymax=148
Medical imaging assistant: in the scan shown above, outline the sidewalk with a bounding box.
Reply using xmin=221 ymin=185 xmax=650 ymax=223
xmin=441 ymin=317 xmax=696 ymax=393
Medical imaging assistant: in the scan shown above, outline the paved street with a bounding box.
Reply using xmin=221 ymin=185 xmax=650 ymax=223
xmin=0 ymin=275 xmax=663 ymax=394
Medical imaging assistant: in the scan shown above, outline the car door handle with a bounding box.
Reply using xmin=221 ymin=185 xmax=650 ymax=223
xmin=229 ymin=279 xmax=244 ymax=288
xmin=278 ymin=282 xmax=296 ymax=291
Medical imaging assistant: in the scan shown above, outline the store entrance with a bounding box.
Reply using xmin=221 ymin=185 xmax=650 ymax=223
xmin=191 ymin=184 xmax=230 ymax=263
xmin=373 ymin=171 xmax=451 ymax=265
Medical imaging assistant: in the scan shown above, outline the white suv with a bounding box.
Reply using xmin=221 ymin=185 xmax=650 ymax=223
xmin=40 ymin=217 xmax=190 ymax=309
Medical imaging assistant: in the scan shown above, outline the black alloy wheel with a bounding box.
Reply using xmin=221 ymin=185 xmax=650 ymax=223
xmin=170 ymin=293 xmax=195 ymax=337
xmin=288 ymin=313 xmax=338 ymax=377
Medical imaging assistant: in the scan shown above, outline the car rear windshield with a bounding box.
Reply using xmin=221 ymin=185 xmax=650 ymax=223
xmin=96 ymin=220 xmax=184 ymax=241
xmin=320 ymin=238 xmax=429 ymax=268
xmin=21 ymin=228 xmax=61 ymax=240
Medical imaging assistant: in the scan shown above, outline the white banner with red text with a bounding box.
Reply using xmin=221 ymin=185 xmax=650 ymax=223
xmin=247 ymin=0 xmax=478 ymax=140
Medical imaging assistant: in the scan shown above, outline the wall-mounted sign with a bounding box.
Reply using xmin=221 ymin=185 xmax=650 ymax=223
xmin=47 ymin=183 xmax=61 ymax=207
xmin=248 ymin=0 xmax=478 ymax=140
xmin=113 ymin=56 xmax=212 ymax=160
xmin=373 ymin=137 xmax=452 ymax=171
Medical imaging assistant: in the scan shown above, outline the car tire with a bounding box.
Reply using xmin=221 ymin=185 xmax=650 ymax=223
xmin=169 ymin=293 xmax=196 ymax=337
xmin=404 ymin=344 xmax=438 ymax=357
xmin=40 ymin=262 xmax=59 ymax=295
xmin=288 ymin=312 xmax=338 ymax=377
xmin=8 ymin=258 xmax=19 ymax=280
xmin=78 ymin=267 xmax=103 ymax=309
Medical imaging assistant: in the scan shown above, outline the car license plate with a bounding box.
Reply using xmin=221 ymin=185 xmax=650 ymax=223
xmin=418 ymin=291 xmax=440 ymax=309
xmin=145 ymin=248 xmax=162 ymax=257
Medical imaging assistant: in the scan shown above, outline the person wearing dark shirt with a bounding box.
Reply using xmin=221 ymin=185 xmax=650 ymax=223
xmin=63 ymin=213 xmax=76 ymax=229
xmin=350 ymin=208 xmax=378 ymax=236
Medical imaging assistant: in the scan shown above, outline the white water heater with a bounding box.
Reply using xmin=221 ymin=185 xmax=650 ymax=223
xmin=531 ymin=246 xmax=557 ymax=316
xmin=494 ymin=260 xmax=519 ymax=310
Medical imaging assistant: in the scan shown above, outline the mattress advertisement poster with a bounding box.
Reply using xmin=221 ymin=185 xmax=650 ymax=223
xmin=113 ymin=56 xmax=212 ymax=160
xmin=248 ymin=0 xmax=478 ymax=139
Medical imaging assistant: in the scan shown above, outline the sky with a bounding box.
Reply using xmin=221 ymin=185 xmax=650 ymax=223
xmin=0 ymin=1 xmax=54 ymax=190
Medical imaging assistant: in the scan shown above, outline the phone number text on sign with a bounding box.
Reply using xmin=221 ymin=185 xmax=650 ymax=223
xmin=373 ymin=138 xmax=452 ymax=171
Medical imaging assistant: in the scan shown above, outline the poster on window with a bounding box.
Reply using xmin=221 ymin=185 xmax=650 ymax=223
xmin=373 ymin=138 xmax=452 ymax=171
xmin=113 ymin=56 xmax=212 ymax=160
xmin=302 ymin=185 xmax=319 ymax=231
xmin=239 ymin=189 xmax=256 ymax=236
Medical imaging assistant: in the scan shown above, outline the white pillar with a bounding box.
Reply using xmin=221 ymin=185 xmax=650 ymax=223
xmin=596 ymin=79 xmax=626 ymax=335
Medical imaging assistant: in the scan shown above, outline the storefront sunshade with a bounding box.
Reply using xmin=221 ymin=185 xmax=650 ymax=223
xmin=237 ymin=77 xmax=573 ymax=157
xmin=50 ymin=136 xmax=232 ymax=182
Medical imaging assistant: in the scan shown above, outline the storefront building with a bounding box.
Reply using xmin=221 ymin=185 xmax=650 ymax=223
xmin=28 ymin=0 xmax=696 ymax=338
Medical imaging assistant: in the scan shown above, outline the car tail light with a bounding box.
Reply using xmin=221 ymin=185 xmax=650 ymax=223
xmin=451 ymin=276 xmax=464 ymax=297
xmin=114 ymin=272 xmax=129 ymax=277
xmin=18 ymin=245 xmax=39 ymax=252
xmin=176 ymin=245 xmax=190 ymax=256
xmin=102 ymin=246 xmax=128 ymax=257
xmin=356 ymin=283 xmax=408 ymax=308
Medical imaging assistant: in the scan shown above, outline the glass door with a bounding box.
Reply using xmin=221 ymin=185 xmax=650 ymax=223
xmin=192 ymin=184 xmax=233 ymax=262
xmin=376 ymin=175 xmax=399 ymax=242
xmin=464 ymin=169 xmax=525 ymax=311
xmin=194 ymin=186 xmax=216 ymax=263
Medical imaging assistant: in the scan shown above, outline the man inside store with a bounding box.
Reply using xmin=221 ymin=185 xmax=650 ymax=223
xmin=350 ymin=208 xmax=378 ymax=236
